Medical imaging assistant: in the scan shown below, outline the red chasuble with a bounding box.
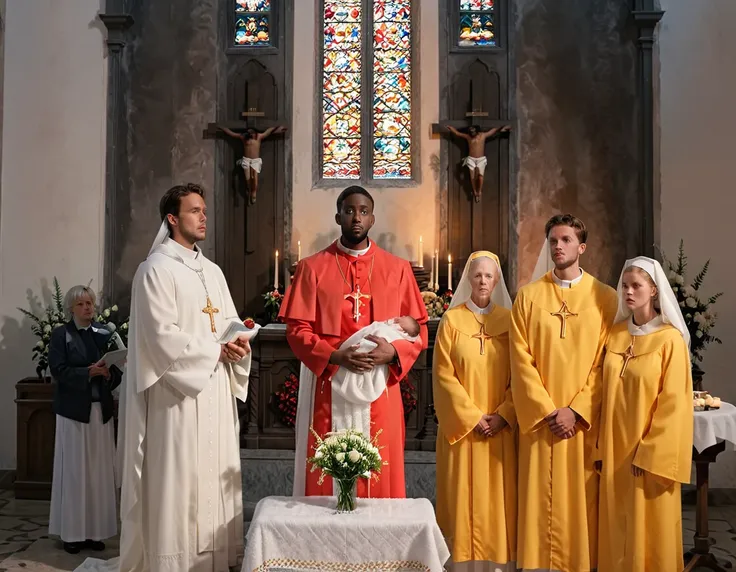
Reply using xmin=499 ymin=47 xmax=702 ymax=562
xmin=279 ymin=240 xmax=428 ymax=498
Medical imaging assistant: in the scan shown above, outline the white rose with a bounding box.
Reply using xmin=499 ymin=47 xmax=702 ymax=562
xmin=36 ymin=341 xmax=44 ymax=349
xmin=111 ymin=305 xmax=118 ymax=312
xmin=43 ymin=325 xmax=52 ymax=333
xmin=341 ymin=442 xmax=348 ymax=450
xmin=672 ymin=286 xmax=679 ymax=293
xmin=686 ymin=297 xmax=697 ymax=308
xmin=675 ymin=275 xmax=685 ymax=285
xmin=696 ymin=330 xmax=704 ymax=338
xmin=103 ymin=309 xmax=111 ymax=318
xmin=668 ymin=270 xmax=676 ymax=280
xmin=335 ymin=452 xmax=345 ymax=462
xmin=314 ymin=451 xmax=323 ymax=459
xmin=683 ymin=286 xmax=696 ymax=298
xmin=348 ymin=450 xmax=361 ymax=463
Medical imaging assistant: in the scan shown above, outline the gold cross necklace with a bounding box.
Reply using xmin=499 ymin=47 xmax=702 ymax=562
xmin=551 ymin=299 xmax=577 ymax=339
xmin=335 ymin=252 xmax=375 ymax=322
xmin=620 ymin=337 xmax=636 ymax=378
xmin=469 ymin=309 xmax=494 ymax=355
xmin=162 ymin=250 xmax=220 ymax=334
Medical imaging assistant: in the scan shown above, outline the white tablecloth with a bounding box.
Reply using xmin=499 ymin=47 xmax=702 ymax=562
xmin=693 ymin=401 xmax=736 ymax=453
xmin=242 ymin=496 xmax=450 ymax=572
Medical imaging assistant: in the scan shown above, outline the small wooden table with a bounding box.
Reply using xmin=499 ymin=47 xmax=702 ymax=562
xmin=684 ymin=441 xmax=728 ymax=571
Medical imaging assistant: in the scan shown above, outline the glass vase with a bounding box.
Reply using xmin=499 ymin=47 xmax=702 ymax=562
xmin=335 ymin=477 xmax=357 ymax=513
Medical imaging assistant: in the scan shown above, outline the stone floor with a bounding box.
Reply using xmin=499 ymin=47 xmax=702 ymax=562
xmin=0 ymin=487 xmax=735 ymax=571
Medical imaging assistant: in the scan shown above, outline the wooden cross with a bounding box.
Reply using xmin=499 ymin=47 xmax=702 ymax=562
xmin=345 ymin=286 xmax=371 ymax=322
xmin=551 ymin=301 xmax=577 ymax=339
xmin=471 ymin=323 xmax=493 ymax=355
xmin=431 ymin=75 xmax=514 ymax=135
xmin=620 ymin=340 xmax=636 ymax=378
xmin=202 ymin=297 xmax=220 ymax=333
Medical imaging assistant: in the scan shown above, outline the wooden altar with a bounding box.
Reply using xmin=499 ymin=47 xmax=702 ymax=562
xmin=238 ymin=320 xmax=441 ymax=451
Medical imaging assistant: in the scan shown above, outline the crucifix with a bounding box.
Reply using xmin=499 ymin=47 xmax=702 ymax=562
xmin=203 ymin=78 xmax=288 ymax=205
xmin=471 ymin=323 xmax=493 ymax=355
xmin=620 ymin=339 xmax=636 ymax=378
xmin=345 ymin=286 xmax=371 ymax=322
xmin=551 ymin=300 xmax=577 ymax=339
xmin=432 ymin=76 xmax=513 ymax=202
xmin=202 ymin=297 xmax=220 ymax=333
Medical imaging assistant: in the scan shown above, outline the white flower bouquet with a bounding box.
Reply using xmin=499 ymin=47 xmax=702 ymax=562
xmin=308 ymin=428 xmax=383 ymax=512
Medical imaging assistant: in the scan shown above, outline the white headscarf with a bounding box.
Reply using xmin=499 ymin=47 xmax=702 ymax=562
xmin=530 ymin=238 xmax=554 ymax=282
xmin=448 ymin=251 xmax=513 ymax=310
xmin=614 ymin=256 xmax=690 ymax=348
xmin=148 ymin=220 xmax=170 ymax=257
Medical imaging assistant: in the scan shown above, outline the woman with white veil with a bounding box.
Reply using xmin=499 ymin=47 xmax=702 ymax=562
xmin=432 ymin=251 xmax=517 ymax=571
xmin=596 ymin=256 xmax=693 ymax=572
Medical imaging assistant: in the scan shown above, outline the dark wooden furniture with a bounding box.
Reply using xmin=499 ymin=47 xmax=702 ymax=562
xmin=242 ymin=320 xmax=440 ymax=451
xmin=14 ymin=378 xmax=55 ymax=500
xmin=684 ymin=441 xmax=728 ymax=572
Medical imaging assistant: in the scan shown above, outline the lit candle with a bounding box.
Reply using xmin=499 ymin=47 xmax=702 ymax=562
xmin=429 ymin=251 xmax=435 ymax=290
xmin=297 ymin=240 xmax=302 ymax=262
xmin=274 ymin=250 xmax=279 ymax=290
xmin=448 ymin=254 xmax=452 ymax=291
xmin=434 ymin=250 xmax=440 ymax=291
xmin=418 ymin=236 xmax=424 ymax=267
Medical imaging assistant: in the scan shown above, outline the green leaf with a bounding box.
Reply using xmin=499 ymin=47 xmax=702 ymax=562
xmin=708 ymin=292 xmax=724 ymax=305
xmin=692 ymin=260 xmax=710 ymax=290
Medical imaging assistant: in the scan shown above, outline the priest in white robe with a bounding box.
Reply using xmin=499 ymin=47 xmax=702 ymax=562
xmin=76 ymin=183 xmax=252 ymax=572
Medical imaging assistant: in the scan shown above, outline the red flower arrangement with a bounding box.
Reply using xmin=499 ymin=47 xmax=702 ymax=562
xmin=263 ymin=289 xmax=284 ymax=323
xmin=400 ymin=377 xmax=418 ymax=419
xmin=271 ymin=372 xmax=299 ymax=428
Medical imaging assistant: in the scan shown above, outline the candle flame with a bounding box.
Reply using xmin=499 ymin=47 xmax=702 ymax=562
xmin=276 ymin=250 xmax=279 ymax=256
xmin=448 ymin=254 xmax=452 ymax=263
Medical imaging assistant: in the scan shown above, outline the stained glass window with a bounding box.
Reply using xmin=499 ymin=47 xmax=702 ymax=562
xmin=459 ymin=0 xmax=495 ymax=47
xmin=234 ymin=0 xmax=271 ymax=47
xmin=321 ymin=1 xmax=413 ymax=181
xmin=372 ymin=1 xmax=412 ymax=179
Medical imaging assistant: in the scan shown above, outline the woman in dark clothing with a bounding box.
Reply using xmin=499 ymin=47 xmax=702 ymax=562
xmin=48 ymin=285 xmax=122 ymax=555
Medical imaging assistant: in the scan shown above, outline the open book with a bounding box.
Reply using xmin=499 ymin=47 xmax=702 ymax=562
xmin=217 ymin=320 xmax=262 ymax=344
xmin=99 ymin=348 xmax=128 ymax=369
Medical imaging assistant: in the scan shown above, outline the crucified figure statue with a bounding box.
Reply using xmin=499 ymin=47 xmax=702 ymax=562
xmin=217 ymin=125 xmax=287 ymax=204
xmin=446 ymin=124 xmax=511 ymax=203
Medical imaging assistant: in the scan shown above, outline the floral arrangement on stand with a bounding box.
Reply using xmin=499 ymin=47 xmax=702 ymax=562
xmin=421 ymin=289 xmax=453 ymax=319
xmin=263 ymin=289 xmax=284 ymax=323
xmin=308 ymin=428 xmax=383 ymax=512
xmin=17 ymin=277 xmax=129 ymax=380
xmin=663 ymin=240 xmax=723 ymax=389
xmin=270 ymin=372 xmax=299 ymax=428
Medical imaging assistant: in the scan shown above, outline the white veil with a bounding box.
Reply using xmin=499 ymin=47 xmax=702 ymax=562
xmin=147 ymin=220 xmax=169 ymax=257
xmin=448 ymin=251 xmax=513 ymax=310
xmin=614 ymin=256 xmax=690 ymax=348
xmin=530 ymin=238 xmax=554 ymax=283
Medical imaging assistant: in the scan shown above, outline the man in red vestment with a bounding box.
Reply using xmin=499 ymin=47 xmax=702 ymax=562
xmin=279 ymin=186 xmax=428 ymax=498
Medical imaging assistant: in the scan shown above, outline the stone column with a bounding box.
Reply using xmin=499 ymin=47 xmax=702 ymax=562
xmin=632 ymin=1 xmax=664 ymax=256
xmin=99 ymin=11 xmax=133 ymax=301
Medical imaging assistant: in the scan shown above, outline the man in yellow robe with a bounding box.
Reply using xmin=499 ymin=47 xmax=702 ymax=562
xmin=511 ymin=215 xmax=617 ymax=572
xmin=434 ymin=251 xmax=517 ymax=571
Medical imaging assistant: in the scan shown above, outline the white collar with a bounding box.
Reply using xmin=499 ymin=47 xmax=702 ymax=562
xmin=336 ymin=238 xmax=371 ymax=257
xmin=164 ymin=237 xmax=201 ymax=260
xmin=552 ymin=268 xmax=584 ymax=289
xmin=628 ymin=314 xmax=665 ymax=336
xmin=465 ymin=299 xmax=493 ymax=315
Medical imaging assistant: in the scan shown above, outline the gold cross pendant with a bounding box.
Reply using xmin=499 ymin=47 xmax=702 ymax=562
xmin=620 ymin=339 xmax=636 ymax=378
xmin=202 ymin=296 xmax=220 ymax=333
xmin=551 ymin=300 xmax=578 ymax=339
xmin=345 ymin=285 xmax=371 ymax=322
xmin=471 ymin=323 xmax=493 ymax=355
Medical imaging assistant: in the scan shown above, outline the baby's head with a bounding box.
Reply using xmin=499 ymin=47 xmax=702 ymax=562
xmin=395 ymin=315 xmax=420 ymax=337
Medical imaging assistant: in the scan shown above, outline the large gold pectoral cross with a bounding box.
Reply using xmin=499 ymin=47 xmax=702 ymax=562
xmin=202 ymin=296 xmax=220 ymax=333
xmin=620 ymin=339 xmax=636 ymax=378
xmin=471 ymin=323 xmax=493 ymax=355
xmin=345 ymin=285 xmax=371 ymax=322
xmin=551 ymin=301 xmax=577 ymax=339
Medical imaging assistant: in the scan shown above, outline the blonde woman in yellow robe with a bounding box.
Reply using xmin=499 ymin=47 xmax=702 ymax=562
xmin=596 ymin=256 xmax=693 ymax=572
xmin=433 ymin=251 xmax=517 ymax=571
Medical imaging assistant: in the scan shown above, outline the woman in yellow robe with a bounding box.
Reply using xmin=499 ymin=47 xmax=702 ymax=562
xmin=433 ymin=251 xmax=517 ymax=571
xmin=597 ymin=256 xmax=693 ymax=572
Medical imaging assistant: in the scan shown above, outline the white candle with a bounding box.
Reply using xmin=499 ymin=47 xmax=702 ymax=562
xmin=448 ymin=254 xmax=452 ymax=291
xmin=297 ymin=240 xmax=302 ymax=262
xmin=274 ymin=250 xmax=279 ymax=290
xmin=429 ymin=251 xmax=435 ymax=290
xmin=418 ymin=236 xmax=423 ymax=267
xmin=434 ymin=250 xmax=440 ymax=291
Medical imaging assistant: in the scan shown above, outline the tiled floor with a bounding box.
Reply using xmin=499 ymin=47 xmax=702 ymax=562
xmin=0 ymin=489 xmax=735 ymax=571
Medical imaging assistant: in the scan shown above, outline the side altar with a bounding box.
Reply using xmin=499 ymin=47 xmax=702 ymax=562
xmin=237 ymin=321 xmax=441 ymax=452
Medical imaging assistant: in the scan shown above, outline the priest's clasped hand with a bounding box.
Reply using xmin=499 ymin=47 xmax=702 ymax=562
xmin=474 ymin=413 xmax=508 ymax=438
xmin=330 ymin=344 xmax=374 ymax=373
xmin=364 ymin=335 xmax=398 ymax=366
xmin=546 ymin=407 xmax=578 ymax=439
xmin=220 ymin=341 xmax=249 ymax=364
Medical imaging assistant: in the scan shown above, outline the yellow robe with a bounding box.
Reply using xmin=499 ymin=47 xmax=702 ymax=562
xmin=433 ymin=305 xmax=517 ymax=568
xmin=510 ymin=271 xmax=617 ymax=572
xmin=597 ymin=322 xmax=693 ymax=572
